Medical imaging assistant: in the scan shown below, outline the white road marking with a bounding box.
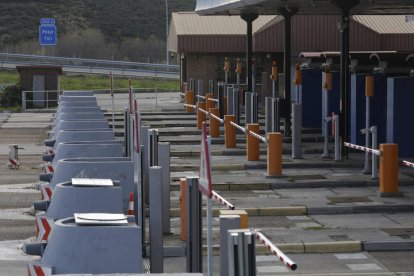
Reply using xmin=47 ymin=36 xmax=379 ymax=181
xmin=257 ymin=265 xmax=289 ymax=273
xmin=335 ymin=253 xmax=368 ymax=260
xmin=347 ymin=263 xmax=383 ymax=271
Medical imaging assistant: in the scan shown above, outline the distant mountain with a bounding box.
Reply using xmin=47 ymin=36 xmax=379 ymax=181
xmin=0 ymin=0 xmax=195 ymax=46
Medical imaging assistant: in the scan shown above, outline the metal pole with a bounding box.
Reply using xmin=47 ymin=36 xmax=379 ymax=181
xmin=241 ymin=13 xmax=258 ymax=93
xmin=165 ymin=0 xmax=169 ymax=65
xmin=371 ymin=126 xmax=378 ymax=179
xmin=124 ymin=108 xmax=129 ymax=157
xmin=110 ymin=72 xmax=115 ymax=129
xmin=207 ymin=197 xmax=213 ymax=276
xmin=149 ymin=166 xmax=163 ymax=273
xmin=158 ymin=142 xmax=171 ymax=233
xmin=245 ymin=92 xmax=252 ymax=125
xmin=185 ymin=177 xmax=202 ymax=273
xmin=292 ymin=103 xmax=302 ymax=159
xmin=334 ymin=114 xmax=341 ymax=161
xmin=155 ymin=88 xmax=158 ymax=108
xmin=363 ymin=96 xmax=371 ymax=173
xmin=278 ymin=8 xmax=298 ymax=137
xmin=272 ymin=80 xmax=276 ymax=98
xmin=322 ymin=89 xmax=330 ymax=158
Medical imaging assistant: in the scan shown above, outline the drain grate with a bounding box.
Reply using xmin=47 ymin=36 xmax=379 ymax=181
xmin=381 ymin=228 xmax=414 ymax=238
xmin=327 ymin=196 xmax=372 ymax=203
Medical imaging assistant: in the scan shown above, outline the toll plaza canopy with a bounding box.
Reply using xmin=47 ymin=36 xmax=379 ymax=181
xmin=196 ymin=0 xmax=414 ymax=15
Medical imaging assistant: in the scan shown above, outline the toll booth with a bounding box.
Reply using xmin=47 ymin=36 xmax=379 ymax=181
xmin=17 ymin=65 xmax=62 ymax=108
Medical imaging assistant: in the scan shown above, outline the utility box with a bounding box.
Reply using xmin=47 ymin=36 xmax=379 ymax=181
xmin=17 ymin=65 xmax=62 ymax=108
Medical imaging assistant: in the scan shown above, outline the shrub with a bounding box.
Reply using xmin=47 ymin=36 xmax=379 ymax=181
xmin=0 ymin=85 xmax=22 ymax=107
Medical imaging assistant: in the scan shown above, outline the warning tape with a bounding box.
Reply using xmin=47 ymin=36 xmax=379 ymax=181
xmin=403 ymin=160 xmax=414 ymax=168
xmin=212 ymin=190 xmax=235 ymax=210
xmin=255 ymin=231 xmax=297 ymax=271
xmin=343 ymin=142 xmax=380 ymax=155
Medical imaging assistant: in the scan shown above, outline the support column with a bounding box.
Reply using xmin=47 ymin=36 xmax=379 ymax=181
xmin=278 ymin=7 xmax=298 ymax=137
xmin=241 ymin=13 xmax=258 ymax=92
xmin=333 ymin=0 xmax=359 ymax=159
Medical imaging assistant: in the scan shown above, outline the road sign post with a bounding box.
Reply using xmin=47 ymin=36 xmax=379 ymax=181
xmin=39 ymin=18 xmax=57 ymax=56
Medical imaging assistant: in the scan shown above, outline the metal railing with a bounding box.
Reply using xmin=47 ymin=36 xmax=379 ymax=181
xmin=22 ymin=90 xmax=61 ymax=111
xmin=0 ymin=52 xmax=179 ymax=79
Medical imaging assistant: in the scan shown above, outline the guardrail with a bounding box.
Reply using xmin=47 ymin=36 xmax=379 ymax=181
xmin=0 ymin=52 xmax=179 ymax=79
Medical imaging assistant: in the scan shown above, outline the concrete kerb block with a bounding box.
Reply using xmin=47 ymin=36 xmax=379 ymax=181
xmin=304 ymin=241 xmax=362 ymax=253
xmin=258 ymin=206 xmax=307 ymax=216
xmin=363 ymin=241 xmax=414 ymax=251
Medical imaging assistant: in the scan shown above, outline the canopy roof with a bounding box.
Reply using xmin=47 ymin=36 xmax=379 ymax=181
xmin=196 ymin=0 xmax=414 ymax=16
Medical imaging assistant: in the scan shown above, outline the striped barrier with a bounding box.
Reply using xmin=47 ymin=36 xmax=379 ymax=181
xmin=185 ymin=98 xmax=282 ymax=176
xmin=255 ymin=231 xmax=297 ymax=271
xmin=344 ymin=142 xmax=399 ymax=196
xmin=403 ymin=160 xmax=414 ymax=168
xmin=212 ymin=190 xmax=234 ymax=210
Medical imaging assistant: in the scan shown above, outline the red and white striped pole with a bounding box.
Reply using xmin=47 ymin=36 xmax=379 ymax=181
xmin=128 ymin=192 xmax=134 ymax=216
xmin=212 ymin=190 xmax=235 ymax=210
xmin=255 ymin=231 xmax=297 ymax=271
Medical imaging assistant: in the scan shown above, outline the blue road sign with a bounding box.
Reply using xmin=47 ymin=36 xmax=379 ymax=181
xmin=39 ymin=25 xmax=57 ymax=46
xmin=40 ymin=18 xmax=55 ymax=25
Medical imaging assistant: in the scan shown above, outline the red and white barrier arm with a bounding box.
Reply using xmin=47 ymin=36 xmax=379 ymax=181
xmin=184 ymin=103 xmax=196 ymax=109
xmin=343 ymin=142 xmax=380 ymax=155
xmin=212 ymin=190 xmax=235 ymax=210
xmin=198 ymin=107 xmax=210 ymax=116
xmin=178 ymin=92 xmax=185 ymax=97
xmin=403 ymin=160 xmax=414 ymax=168
xmin=208 ymin=98 xmax=219 ymax=103
xmin=247 ymin=130 xmax=267 ymax=144
xmin=196 ymin=95 xmax=206 ymax=100
xmin=210 ymin=113 xmax=224 ymax=124
xmin=255 ymin=231 xmax=298 ymax=271
xmin=230 ymin=121 xmax=246 ymax=134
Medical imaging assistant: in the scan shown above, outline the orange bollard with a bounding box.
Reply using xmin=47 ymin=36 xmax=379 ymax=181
xmin=379 ymin=144 xmax=400 ymax=196
xmin=267 ymin=132 xmax=282 ymax=176
xmin=209 ymin=108 xmax=220 ymax=137
xmin=246 ymin=124 xmax=260 ymax=161
xmin=206 ymin=93 xmax=214 ymax=111
xmin=185 ymin=91 xmax=194 ymax=112
xmin=224 ymin=115 xmax=236 ymax=148
xmin=196 ymin=102 xmax=206 ymax=129
xmin=180 ymin=178 xmax=187 ymax=241
xmin=223 ymin=96 xmax=227 ymax=115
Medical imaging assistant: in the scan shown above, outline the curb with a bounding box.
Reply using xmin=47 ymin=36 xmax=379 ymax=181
xmin=202 ymin=241 xmax=362 ymax=255
xmin=363 ymin=241 xmax=414 ymax=251
xmin=170 ymin=206 xmax=307 ymax=218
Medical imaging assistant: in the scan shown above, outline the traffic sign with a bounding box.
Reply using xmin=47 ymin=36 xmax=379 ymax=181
xmin=40 ymin=18 xmax=56 ymax=25
xmin=199 ymin=122 xmax=212 ymax=198
xmin=39 ymin=25 xmax=57 ymax=45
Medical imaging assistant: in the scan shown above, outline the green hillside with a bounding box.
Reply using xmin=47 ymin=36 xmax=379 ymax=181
xmin=0 ymin=0 xmax=195 ymax=59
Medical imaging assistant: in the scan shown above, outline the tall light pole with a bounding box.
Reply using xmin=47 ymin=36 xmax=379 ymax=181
xmin=165 ymin=0 xmax=169 ymax=65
